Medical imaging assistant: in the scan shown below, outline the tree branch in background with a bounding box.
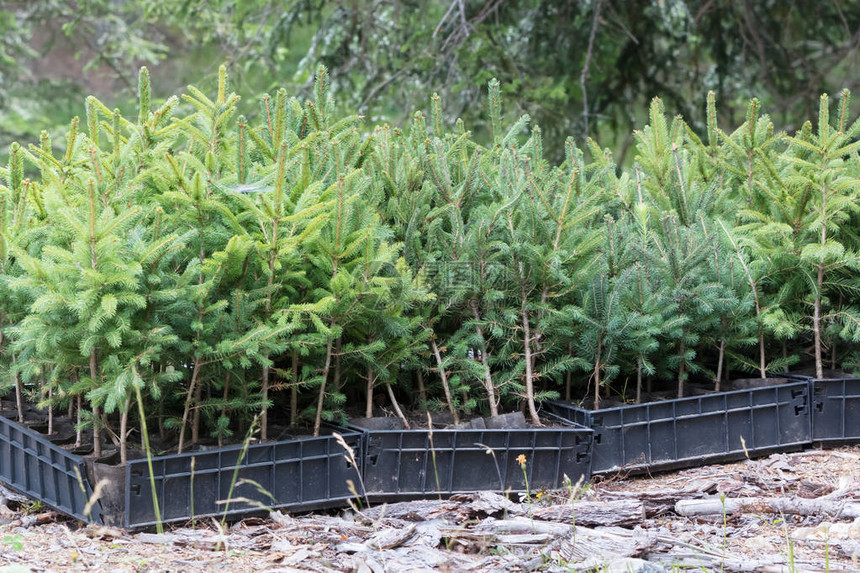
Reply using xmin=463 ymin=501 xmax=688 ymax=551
xmin=580 ymin=0 xmax=602 ymax=137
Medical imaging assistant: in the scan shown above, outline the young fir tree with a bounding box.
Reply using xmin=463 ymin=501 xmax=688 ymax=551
xmin=490 ymin=113 xmax=606 ymax=424
xmin=634 ymin=99 xmax=689 ymax=222
xmin=371 ymin=95 xmax=489 ymax=421
xmin=632 ymin=214 xmax=728 ymax=398
xmin=346 ymin=251 xmax=432 ymax=426
xmin=623 ymin=262 xmax=663 ymax=403
xmin=566 ymin=217 xmax=660 ymax=409
xmin=11 ymin=70 xmax=186 ymax=459
xmin=133 ymin=66 xmax=288 ymax=450
xmin=570 ymin=270 xmax=638 ymax=409
xmin=718 ymin=97 xmax=786 ymax=219
xmin=718 ymin=221 xmax=800 ymax=379
xmin=302 ymin=169 xmax=377 ymax=435
xmin=705 ymin=233 xmax=759 ymax=388
xmin=367 ymin=119 xmax=433 ymax=412
xmin=0 ymin=142 xmax=36 ymax=424
xmin=783 ymin=91 xmax=860 ymax=379
xmin=224 ymin=85 xmax=341 ymax=440
xmin=420 ymin=101 xmax=498 ymax=419
xmin=13 ymin=177 xmax=146 ymax=458
xmin=80 ymin=70 xmax=188 ymax=463
xmin=714 ymin=98 xmax=801 ymax=376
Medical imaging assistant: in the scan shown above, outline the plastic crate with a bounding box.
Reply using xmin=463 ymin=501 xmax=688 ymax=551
xmin=358 ymin=425 xmax=593 ymax=500
xmin=808 ymin=378 xmax=860 ymax=444
xmin=543 ymin=380 xmax=811 ymax=474
xmin=0 ymin=415 xmax=101 ymax=524
xmin=119 ymin=429 xmax=363 ymax=529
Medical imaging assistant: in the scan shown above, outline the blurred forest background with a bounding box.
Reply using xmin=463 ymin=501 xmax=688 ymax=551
xmin=1 ymin=0 xmax=859 ymax=161
xmin=0 ymin=1 xmax=860 ymax=447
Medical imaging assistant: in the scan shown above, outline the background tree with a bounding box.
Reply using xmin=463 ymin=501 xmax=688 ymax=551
xmin=2 ymin=1 xmax=860 ymax=162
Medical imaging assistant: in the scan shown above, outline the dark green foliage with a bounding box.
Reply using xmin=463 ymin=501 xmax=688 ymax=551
xmin=5 ymin=64 xmax=860 ymax=456
xmin=3 ymin=1 xmax=860 ymax=165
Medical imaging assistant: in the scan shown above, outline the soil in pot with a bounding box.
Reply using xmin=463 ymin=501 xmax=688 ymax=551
xmin=728 ymin=377 xmax=789 ymax=389
xmin=350 ymin=410 xmax=543 ymax=431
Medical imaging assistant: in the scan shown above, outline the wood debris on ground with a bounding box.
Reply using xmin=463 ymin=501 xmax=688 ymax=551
xmin=0 ymin=446 xmax=857 ymax=572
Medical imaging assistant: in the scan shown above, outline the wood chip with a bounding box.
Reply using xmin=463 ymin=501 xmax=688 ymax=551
xmin=134 ymin=532 xmax=177 ymax=545
xmin=552 ymin=526 xmax=658 ymax=566
xmin=366 ymin=523 xmax=416 ymax=550
xmin=533 ymin=499 xmax=645 ymax=526
xmin=496 ymin=533 xmax=553 ymax=545
xmin=449 ymin=491 xmax=523 ymax=516
xmin=676 ymin=496 xmax=860 ymax=519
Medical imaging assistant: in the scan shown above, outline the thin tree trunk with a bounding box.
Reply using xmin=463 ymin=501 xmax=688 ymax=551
xmin=191 ymin=381 xmax=202 ymax=445
xmin=290 ymin=351 xmax=298 ymax=427
xmin=47 ymin=386 xmax=53 ymax=436
xmin=729 ymin=235 xmax=766 ymax=378
xmin=636 ymin=361 xmax=642 ymax=404
xmin=748 ymin=258 xmax=766 ymax=379
xmin=260 ymin=365 xmax=270 ymax=442
xmin=565 ymin=370 xmax=572 ymax=402
xmin=86 ymin=187 xmax=103 ymax=457
xmin=814 ymin=190 xmax=827 ymax=379
xmin=521 ymin=303 xmax=541 ymax=425
xmin=471 ymin=300 xmax=498 ymax=417
xmin=14 ymin=370 xmax=23 ymax=424
xmin=385 ymin=383 xmax=410 ymax=429
xmin=219 ymin=373 xmax=230 ymax=448
xmin=593 ymin=341 xmax=602 ymax=411
xmin=239 ymin=382 xmax=248 ymax=437
xmin=313 ymin=335 xmax=335 ymax=438
xmin=831 ymin=338 xmax=837 ymax=371
xmin=365 ymin=334 xmax=375 ymax=418
xmin=120 ymin=395 xmax=130 ymax=465
xmin=365 ymin=366 xmax=374 ymax=418
xmin=89 ymin=349 xmax=102 ymax=457
xmin=75 ymin=394 xmax=82 ymax=448
xmin=715 ymin=339 xmax=726 ymax=392
xmin=92 ymin=404 xmax=102 ymax=457
xmin=177 ymin=357 xmax=202 ymax=454
xmin=677 ymin=340 xmax=686 ymax=398
xmin=261 ymin=203 xmax=280 ymax=444
xmin=333 ymin=337 xmax=342 ymax=391
xmin=814 ymin=264 xmax=824 ymax=379
xmin=430 ymin=337 xmax=459 ymax=424
xmin=157 ymin=365 xmax=165 ymax=441
xmin=416 ymin=370 xmax=427 ymax=405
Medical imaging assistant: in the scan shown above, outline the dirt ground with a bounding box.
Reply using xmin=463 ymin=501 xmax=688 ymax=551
xmin=0 ymin=445 xmax=857 ymax=572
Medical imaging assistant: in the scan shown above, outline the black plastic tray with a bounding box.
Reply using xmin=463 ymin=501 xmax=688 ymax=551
xmin=543 ymin=381 xmax=811 ymax=474
xmin=807 ymin=378 xmax=860 ymax=444
xmin=355 ymin=424 xmax=593 ymax=500
xmin=115 ymin=429 xmax=363 ymax=529
xmin=0 ymin=414 xmax=101 ymax=524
